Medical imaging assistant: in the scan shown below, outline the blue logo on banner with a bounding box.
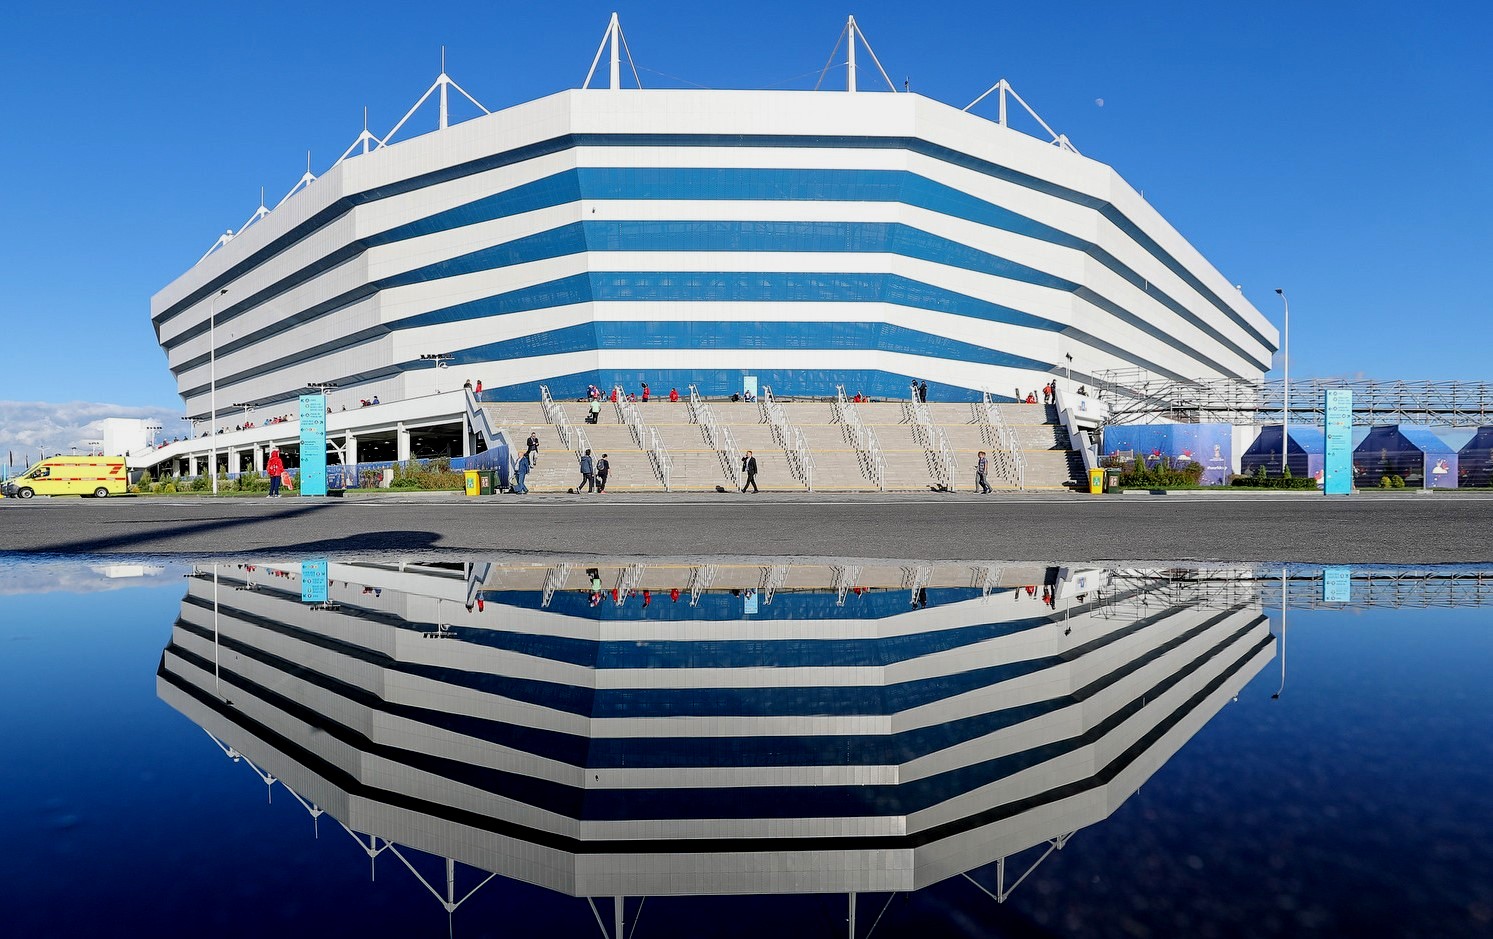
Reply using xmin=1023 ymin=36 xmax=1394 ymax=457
xmin=1323 ymin=566 xmax=1352 ymax=602
xmin=301 ymin=559 xmax=328 ymax=603
xmin=1323 ymin=389 xmax=1353 ymax=495
xmin=299 ymin=394 xmax=327 ymax=497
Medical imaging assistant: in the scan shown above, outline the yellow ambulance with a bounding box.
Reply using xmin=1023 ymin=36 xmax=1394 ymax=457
xmin=3 ymin=456 xmax=129 ymax=499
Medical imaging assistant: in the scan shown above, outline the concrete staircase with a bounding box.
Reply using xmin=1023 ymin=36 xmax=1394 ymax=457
xmin=484 ymin=397 xmax=1082 ymax=492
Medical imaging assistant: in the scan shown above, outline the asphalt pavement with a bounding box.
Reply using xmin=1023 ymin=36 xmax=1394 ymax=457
xmin=2 ymin=490 xmax=1491 ymax=564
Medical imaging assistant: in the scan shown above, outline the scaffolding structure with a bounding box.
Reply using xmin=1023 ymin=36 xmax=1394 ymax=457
xmin=1097 ymin=567 xmax=1493 ymax=613
xmin=1093 ymin=368 xmax=1493 ymax=427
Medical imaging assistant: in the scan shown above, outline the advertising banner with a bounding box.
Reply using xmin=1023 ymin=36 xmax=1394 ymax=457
xmin=1101 ymin=423 xmax=1233 ymax=485
xmin=1353 ymin=425 xmax=1457 ymax=489
xmin=1457 ymin=427 xmax=1493 ymax=487
xmin=299 ymin=394 xmax=327 ymax=497
xmin=1324 ymin=390 xmax=1352 ymax=495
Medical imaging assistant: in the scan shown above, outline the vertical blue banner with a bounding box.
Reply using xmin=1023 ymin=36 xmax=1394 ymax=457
xmin=1322 ymin=566 xmax=1352 ymax=602
xmin=1323 ymin=389 xmax=1353 ymax=495
xmin=299 ymin=394 xmax=327 ymax=497
xmin=301 ymin=558 xmax=328 ymax=603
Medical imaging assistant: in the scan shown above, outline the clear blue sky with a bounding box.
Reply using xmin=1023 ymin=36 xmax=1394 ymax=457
xmin=1 ymin=0 xmax=1489 ymax=424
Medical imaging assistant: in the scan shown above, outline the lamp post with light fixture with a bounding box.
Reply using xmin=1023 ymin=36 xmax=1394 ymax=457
xmin=209 ymin=287 xmax=228 ymax=494
xmin=1274 ymin=289 xmax=1290 ymax=476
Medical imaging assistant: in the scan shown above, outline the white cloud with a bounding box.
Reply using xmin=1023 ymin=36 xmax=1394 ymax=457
xmin=0 ymin=399 xmax=182 ymax=465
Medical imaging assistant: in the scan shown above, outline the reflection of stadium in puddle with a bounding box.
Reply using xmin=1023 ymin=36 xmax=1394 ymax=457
xmin=158 ymin=559 xmax=1278 ymax=933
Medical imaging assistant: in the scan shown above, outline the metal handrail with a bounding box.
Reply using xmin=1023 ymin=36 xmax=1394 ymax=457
xmin=647 ymin=427 xmax=672 ymax=491
xmin=980 ymin=391 xmax=1026 ymax=490
xmin=760 ymin=385 xmax=815 ymax=490
xmin=690 ymin=385 xmax=742 ymax=488
xmin=540 ymin=384 xmax=589 ymax=457
xmin=904 ymin=397 xmax=957 ymax=490
xmin=613 ymin=386 xmax=671 ymax=490
xmin=834 ymin=385 xmax=885 ymax=490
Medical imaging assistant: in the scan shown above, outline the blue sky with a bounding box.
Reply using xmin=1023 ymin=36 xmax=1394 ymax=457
xmin=0 ymin=0 xmax=1488 ymax=454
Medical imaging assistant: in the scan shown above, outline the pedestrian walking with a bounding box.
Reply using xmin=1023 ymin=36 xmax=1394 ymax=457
xmin=474 ymin=380 xmax=483 ymax=395
xmin=596 ymin=453 xmax=610 ymax=492
xmin=266 ymin=448 xmax=284 ymax=498
xmin=741 ymin=450 xmax=759 ymax=493
xmin=526 ymin=431 xmax=540 ymax=466
xmin=579 ymin=449 xmax=596 ymax=492
xmin=975 ymin=450 xmax=992 ymax=493
xmin=587 ymin=398 xmax=602 ymax=424
xmin=513 ymin=452 xmax=531 ymax=494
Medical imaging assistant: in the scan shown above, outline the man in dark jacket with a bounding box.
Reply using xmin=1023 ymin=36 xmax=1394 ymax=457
xmin=596 ymin=453 xmax=610 ymax=492
xmin=526 ymin=432 xmax=540 ymax=466
xmin=741 ymin=450 xmax=759 ymax=493
xmin=579 ymin=449 xmax=596 ymax=493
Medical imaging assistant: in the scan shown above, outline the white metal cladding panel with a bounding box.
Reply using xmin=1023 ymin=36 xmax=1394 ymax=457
xmin=180 ymin=335 xmax=394 ymax=416
xmin=167 ymin=264 xmax=376 ymax=379
xmin=156 ymin=89 xmax=1274 ymax=405
xmin=152 ymin=89 xmax=580 ymax=314
xmin=179 ymin=294 xmax=388 ymax=392
xmin=156 ymin=152 xmax=575 ymax=345
xmin=166 ymin=214 xmax=1242 ymax=391
xmin=347 ymin=149 xmax=580 ymax=242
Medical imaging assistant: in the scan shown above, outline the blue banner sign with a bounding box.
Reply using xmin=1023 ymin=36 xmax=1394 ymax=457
xmin=1323 ymin=389 xmax=1353 ymax=495
xmin=301 ymin=558 xmax=328 ymax=603
xmin=1323 ymin=566 xmax=1352 ymax=602
xmin=299 ymin=394 xmax=327 ymax=497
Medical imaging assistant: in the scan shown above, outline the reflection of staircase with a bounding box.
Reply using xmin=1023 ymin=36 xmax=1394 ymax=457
xmin=482 ymin=397 xmax=1083 ymax=491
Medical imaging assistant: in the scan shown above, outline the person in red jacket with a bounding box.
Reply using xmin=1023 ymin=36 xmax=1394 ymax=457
xmin=668 ymin=387 xmax=680 ymax=403
xmin=266 ymin=449 xmax=285 ymax=498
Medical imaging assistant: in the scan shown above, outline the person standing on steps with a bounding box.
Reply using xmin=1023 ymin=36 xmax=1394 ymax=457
xmin=919 ymin=380 xmax=928 ymax=403
xmin=596 ymin=453 xmax=610 ymax=492
xmin=513 ymin=451 xmax=531 ymax=494
xmin=587 ymin=397 xmax=602 ymax=424
xmin=526 ymin=431 xmax=540 ymax=467
xmin=975 ymin=450 xmax=992 ymax=494
xmin=579 ymin=449 xmax=596 ymax=493
xmin=741 ymin=450 xmax=759 ymax=493
xmin=266 ymin=448 xmax=285 ymax=498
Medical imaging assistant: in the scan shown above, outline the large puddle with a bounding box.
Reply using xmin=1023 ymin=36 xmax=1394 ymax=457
xmin=2 ymin=557 xmax=1490 ymax=937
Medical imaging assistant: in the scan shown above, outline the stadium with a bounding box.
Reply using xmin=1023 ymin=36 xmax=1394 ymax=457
xmin=136 ymin=15 xmax=1277 ymax=490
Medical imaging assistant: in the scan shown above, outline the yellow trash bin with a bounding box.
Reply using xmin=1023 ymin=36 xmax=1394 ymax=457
xmin=1088 ymin=468 xmax=1105 ymax=494
xmin=463 ymin=470 xmax=481 ymax=497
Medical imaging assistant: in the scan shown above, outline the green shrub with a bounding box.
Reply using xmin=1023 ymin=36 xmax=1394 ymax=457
xmin=1282 ymin=464 xmax=1292 ymax=479
xmin=1391 ymin=475 xmax=1406 ymax=489
xmin=1118 ymin=457 xmax=1205 ymax=489
xmin=1380 ymin=475 xmax=1392 ymax=489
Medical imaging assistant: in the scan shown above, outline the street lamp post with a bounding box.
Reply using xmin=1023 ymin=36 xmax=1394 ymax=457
xmin=209 ymin=287 xmax=228 ymax=494
xmin=1274 ymin=288 xmax=1290 ymax=476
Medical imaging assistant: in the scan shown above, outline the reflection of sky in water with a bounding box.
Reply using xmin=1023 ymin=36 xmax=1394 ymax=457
xmin=1 ymin=563 xmax=1489 ymax=938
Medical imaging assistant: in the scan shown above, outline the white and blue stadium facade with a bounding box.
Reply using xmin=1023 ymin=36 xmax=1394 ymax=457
xmin=150 ymin=20 xmax=1277 ymax=433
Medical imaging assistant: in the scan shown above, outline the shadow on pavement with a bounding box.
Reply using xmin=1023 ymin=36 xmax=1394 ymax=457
xmin=21 ymin=502 xmax=339 ymax=555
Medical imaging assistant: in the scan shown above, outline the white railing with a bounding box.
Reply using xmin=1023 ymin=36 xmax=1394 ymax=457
xmin=613 ymin=386 xmax=672 ymax=490
xmin=759 ymin=386 xmax=815 ymax=490
xmin=904 ymin=397 xmax=958 ymax=490
xmin=540 ymin=384 xmax=590 ymax=457
xmin=689 ymin=384 xmax=742 ymax=488
xmin=646 ymin=426 xmax=673 ymax=491
xmin=832 ymin=385 xmax=886 ymax=491
xmin=980 ymin=390 xmax=1027 ymax=490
